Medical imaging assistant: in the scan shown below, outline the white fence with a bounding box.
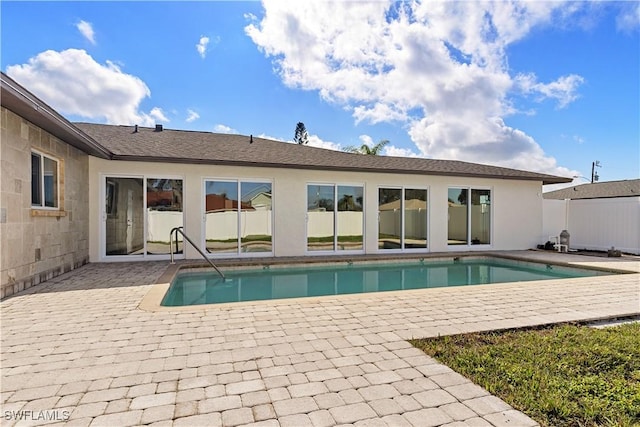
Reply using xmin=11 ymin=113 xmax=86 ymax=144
xmin=543 ymin=197 xmax=640 ymax=254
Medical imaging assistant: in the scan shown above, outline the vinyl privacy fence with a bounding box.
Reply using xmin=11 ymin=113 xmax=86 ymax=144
xmin=543 ymin=197 xmax=640 ymax=254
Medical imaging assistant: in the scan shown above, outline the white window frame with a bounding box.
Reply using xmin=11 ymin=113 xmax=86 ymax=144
xmin=202 ymin=177 xmax=274 ymax=258
xmin=447 ymin=186 xmax=493 ymax=249
xmin=31 ymin=149 xmax=60 ymax=210
xmin=377 ymin=186 xmax=430 ymax=253
xmin=305 ymin=182 xmax=365 ymax=255
xmin=100 ymin=174 xmax=185 ymax=262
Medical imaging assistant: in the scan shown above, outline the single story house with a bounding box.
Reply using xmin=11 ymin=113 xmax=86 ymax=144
xmin=543 ymin=179 xmax=640 ymax=254
xmin=1 ymin=72 xmax=572 ymax=298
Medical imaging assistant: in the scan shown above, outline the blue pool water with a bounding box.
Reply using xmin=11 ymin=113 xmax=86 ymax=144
xmin=161 ymin=257 xmax=613 ymax=306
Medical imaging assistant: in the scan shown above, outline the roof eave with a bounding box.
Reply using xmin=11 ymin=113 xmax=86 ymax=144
xmin=111 ymin=154 xmax=570 ymax=184
xmin=1 ymin=73 xmax=112 ymax=159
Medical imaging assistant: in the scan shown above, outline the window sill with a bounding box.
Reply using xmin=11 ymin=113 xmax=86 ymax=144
xmin=31 ymin=209 xmax=67 ymax=218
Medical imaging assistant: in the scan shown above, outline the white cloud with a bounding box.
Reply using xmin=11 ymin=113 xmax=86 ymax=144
xmin=616 ymin=3 xmax=640 ymax=33
xmin=196 ymin=36 xmax=210 ymax=59
xmin=186 ymin=109 xmax=200 ymax=122
xmin=6 ymin=48 xmax=163 ymax=126
xmin=358 ymin=135 xmax=374 ymax=147
xmin=516 ymin=72 xmax=585 ymax=109
xmin=385 ymin=145 xmax=420 ymax=158
xmin=149 ymin=107 xmax=169 ymax=123
xmin=307 ymin=134 xmax=341 ymax=151
xmin=76 ymin=20 xmax=96 ymax=45
xmin=246 ymin=1 xmax=590 ymax=176
xmin=214 ymin=124 xmax=237 ymax=133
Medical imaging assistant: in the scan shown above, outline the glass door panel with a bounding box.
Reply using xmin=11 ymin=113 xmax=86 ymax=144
xmin=205 ymin=181 xmax=239 ymax=254
xmin=448 ymin=188 xmax=468 ymax=245
xmin=378 ymin=188 xmax=402 ymax=249
xmin=146 ymin=179 xmax=183 ymax=255
xmin=404 ymin=189 xmax=427 ymax=248
xmin=240 ymin=182 xmax=272 ymax=253
xmin=105 ymin=177 xmax=144 ymax=256
xmin=471 ymin=189 xmax=491 ymax=245
xmin=307 ymin=185 xmax=335 ymax=251
xmin=337 ymin=186 xmax=363 ymax=251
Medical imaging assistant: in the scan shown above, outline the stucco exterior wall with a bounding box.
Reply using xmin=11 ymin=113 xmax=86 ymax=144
xmin=1 ymin=107 xmax=89 ymax=298
xmin=89 ymin=157 xmax=544 ymax=261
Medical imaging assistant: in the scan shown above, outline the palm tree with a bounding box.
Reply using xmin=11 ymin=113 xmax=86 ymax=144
xmin=343 ymin=139 xmax=389 ymax=155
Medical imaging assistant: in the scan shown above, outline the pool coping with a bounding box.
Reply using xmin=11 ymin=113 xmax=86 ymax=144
xmin=138 ymin=251 xmax=637 ymax=313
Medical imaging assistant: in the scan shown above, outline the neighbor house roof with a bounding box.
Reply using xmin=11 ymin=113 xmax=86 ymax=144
xmin=0 ymin=72 xmax=111 ymax=159
xmin=74 ymin=123 xmax=571 ymax=185
xmin=543 ymin=179 xmax=640 ymax=200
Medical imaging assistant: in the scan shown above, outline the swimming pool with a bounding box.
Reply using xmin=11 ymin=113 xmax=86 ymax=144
xmin=161 ymin=257 xmax=615 ymax=306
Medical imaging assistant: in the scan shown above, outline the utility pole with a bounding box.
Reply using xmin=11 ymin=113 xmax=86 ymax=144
xmin=591 ymin=160 xmax=601 ymax=183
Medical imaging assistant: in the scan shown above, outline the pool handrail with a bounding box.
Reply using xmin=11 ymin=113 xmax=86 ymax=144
xmin=169 ymin=226 xmax=225 ymax=279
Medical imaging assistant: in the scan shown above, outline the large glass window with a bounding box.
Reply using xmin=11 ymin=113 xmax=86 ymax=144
xmin=379 ymin=188 xmax=428 ymax=250
xmin=307 ymin=184 xmax=364 ymax=252
xmin=448 ymin=188 xmax=491 ymax=246
xmin=205 ymin=180 xmax=273 ymax=255
xmin=31 ymin=151 xmax=59 ymax=208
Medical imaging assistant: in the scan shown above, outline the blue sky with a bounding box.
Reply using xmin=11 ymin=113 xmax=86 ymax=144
xmin=2 ymin=1 xmax=638 ymax=185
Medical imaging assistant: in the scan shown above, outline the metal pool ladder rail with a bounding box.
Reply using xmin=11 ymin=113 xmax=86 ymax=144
xmin=169 ymin=227 xmax=225 ymax=279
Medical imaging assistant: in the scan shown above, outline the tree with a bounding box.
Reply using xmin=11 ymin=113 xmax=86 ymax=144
xmin=343 ymin=139 xmax=389 ymax=155
xmin=294 ymin=122 xmax=309 ymax=145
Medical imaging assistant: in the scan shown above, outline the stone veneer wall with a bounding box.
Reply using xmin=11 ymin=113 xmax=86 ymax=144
xmin=1 ymin=107 xmax=90 ymax=299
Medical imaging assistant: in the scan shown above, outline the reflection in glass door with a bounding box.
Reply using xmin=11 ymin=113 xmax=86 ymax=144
xmin=204 ymin=181 xmax=239 ymax=254
xmin=146 ymin=179 xmax=183 ymax=255
xmin=307 ymin=185 xmax=335 ymax=251
xmin=104 ymin=176 xmax=184 ymax=258
xmin=378 ymin=188 xmax=428 ymax=250
xmin=105 ymin=177 xmax=144 ymax=256
xmin=378 ymin=188 xmax=402 ymax=249
xmin=204 ymin=180 xmax=274 ymax=256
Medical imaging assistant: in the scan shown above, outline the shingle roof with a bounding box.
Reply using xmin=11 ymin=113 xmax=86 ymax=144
xmin=543 ymin=179 xmax=640 ymax=200
xmin=74 ymin=123 xmax=572 ymax=185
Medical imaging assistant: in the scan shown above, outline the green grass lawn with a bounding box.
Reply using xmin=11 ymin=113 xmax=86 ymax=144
xmin=410 ymin=322 xmax=640 ymax=427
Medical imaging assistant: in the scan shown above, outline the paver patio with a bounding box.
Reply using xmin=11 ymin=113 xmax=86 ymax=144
xmin=1 ymin=251 xmax=639 ymax=426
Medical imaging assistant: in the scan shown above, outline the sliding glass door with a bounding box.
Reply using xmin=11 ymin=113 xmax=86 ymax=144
xmin=378 ymin=187 xmax=428 ymax=250
xmin=105 ymin=177 xmax=144 ymax=256
xmin=204 ymin=179 xmax=273 ymax=256
xmin=448 ymin=188 xmax=491 ymax=246
xmin=307 ymin=183 xmax=364 ymax=253
xmin=103 ymin=176 xmax=183 ymax=258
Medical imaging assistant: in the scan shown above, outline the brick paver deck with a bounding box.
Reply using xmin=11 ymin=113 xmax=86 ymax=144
xmin=1 ymin=252 xmax=638 ymax=426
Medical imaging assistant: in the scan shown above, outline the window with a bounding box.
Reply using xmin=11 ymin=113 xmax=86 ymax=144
xmin=448 ymin=188 xmax=491 ymax=246
xmin=31 ymin=151 xmax=59 ymax=208
xmin=307 ymin=183 xmax=364 ymax=252
xmin=378 ymin=187 xmax=428 ymax=250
